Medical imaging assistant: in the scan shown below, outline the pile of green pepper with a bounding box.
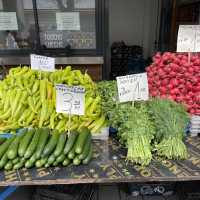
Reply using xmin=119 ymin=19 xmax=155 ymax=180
xmin=0 ymin=66 xmax=106 ymax=133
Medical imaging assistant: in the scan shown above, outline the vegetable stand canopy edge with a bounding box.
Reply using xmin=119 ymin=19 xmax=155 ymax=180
xmin=0 ymin=137 xmax=200 ymax=186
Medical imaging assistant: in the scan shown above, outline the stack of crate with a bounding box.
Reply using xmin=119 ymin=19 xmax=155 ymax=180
xmin=110 ymin=41 xmax=143 ymax=79
xmin=190 ymin=115 xmax=200 ymax=136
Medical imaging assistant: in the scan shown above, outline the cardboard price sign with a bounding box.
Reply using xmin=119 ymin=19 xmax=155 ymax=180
xmin=117 ymin=73 xmax=149 ymax=103
xmin=30 ymin=54 xmax=55 ymax=72
xmin=55 ymin=84 xmax=85 ymax=116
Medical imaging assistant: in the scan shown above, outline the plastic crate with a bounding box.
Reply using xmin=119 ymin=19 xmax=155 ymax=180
xmin=33 ymin=185 xmax=97 ymax=200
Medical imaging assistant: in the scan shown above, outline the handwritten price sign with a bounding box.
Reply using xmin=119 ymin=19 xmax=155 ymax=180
xmin=116 ymin=73 xmax=149 ymax=103
xmin=31 ymin=54 xmax=55 ymax=72
xmin=55 ymin=84 xmax=85 ymax=115
xmin=177 ymin=25 xmax=200 ymax=52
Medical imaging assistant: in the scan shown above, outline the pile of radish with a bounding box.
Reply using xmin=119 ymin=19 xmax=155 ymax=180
xmin=146 ymin=52 xmax=200 ymax=115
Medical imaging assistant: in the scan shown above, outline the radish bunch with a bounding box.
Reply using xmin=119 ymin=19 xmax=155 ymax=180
xmin=146 ymin=52 xmax=200 ymax=115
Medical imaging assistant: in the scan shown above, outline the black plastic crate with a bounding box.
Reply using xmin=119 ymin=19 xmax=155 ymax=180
xmin=33 ymin=184 xmax=97 ymax=200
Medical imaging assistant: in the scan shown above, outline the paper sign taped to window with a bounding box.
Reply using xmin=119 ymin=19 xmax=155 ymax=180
xmin=56 ymin=12 xmax=80 ymax=31
xmin=74 ymin=0 xmax=95 ymax=9
xmin=0 ymin=12 xmax=18 ymax=30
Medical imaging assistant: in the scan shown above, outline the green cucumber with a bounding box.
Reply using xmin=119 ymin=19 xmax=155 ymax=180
xmin=78 ymin=135 xmax=91 ymax=160
xmin=53 ymin=161 xmax=58 ymax=166
xmin=62 ymin=158 xmax=71 ymax=166
xmin=44 ymin=163 xmax=50 ymax=168
xmin=73 ymin=156 xmax=81 ymax=166
xmin=36 ymin=157 xmax=48 ymax=168
xmin=25 ymin=160 xmax=34 ymax=169
xmin=0 ymin=153 xmax=8 ymax=169
xmin=24 ymin=129 xmax=40 ymax=159
xmin=67 ymin=144 xmax=76 ymax=160
xmin=35 ymin=160 xmax=42 ymax=168
xmin=54 ymin=133 xmax=67 ymax=157
xmin=0 ymin=136 xmax=15 ymax=159
xmin=39 ymin=157 xmax=48 ymax=167
xmin=75 ymin=128 xmax=90 ymax=154
xmin=47 ymin=154 xmax=56 ymax=165
xmin=18 ymin=129 xmax=35 ymax=157
xmin=4 ymin=160 xmax=13 ymax=171
xmin=56 ymin=153 xmax=65 ymax=163
xmin=64 ymin=131 xmax=78 ymax=155
xmin=82 ymin=147 xmax=93 ymax=165
xmin=30 ymin=153 xmax=37 ymax=163
xmin=35 ymin=128 xmax=49 ymax=159
xmin=12 ymin=157 xmax=19 ymax=165
xmin=7 ymin=133 xmax=25 ymax=160
xmin=13 ymin=160 xmax=25 ymax=170
xmin=42 ymin=130 xmax=60 ymax=157
xmin=25 ymin=152 xmax=38 ymax=168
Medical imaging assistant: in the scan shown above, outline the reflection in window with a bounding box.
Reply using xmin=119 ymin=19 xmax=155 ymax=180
xmin=37 ymin=0 xmax=96 ymax=49
xmin=0 ymin=0 xmax=36 ymax=50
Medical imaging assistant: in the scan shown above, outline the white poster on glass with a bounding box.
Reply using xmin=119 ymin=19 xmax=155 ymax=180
xmin=56 ymin=12 xmax=80 ymax=31
xmin=74 ymin=0 xmax=95 ymax=9
xmin=0 ymin=12 xmax=18 ymax=30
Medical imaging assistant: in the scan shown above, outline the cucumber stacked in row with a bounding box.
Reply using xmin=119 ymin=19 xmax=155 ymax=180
xmin=0 ymin=127 xmax=92 ymax=171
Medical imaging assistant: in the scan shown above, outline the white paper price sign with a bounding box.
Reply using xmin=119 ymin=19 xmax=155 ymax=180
xmin=30 ymin=54 xmax=55 ymax=72
xmin=56 ymin=84 xmax=85 ymax=115
xmin=177 ymin=25 xmax=200 ymax=52
xmin=117 ymin=73 xmax=149 ymax=103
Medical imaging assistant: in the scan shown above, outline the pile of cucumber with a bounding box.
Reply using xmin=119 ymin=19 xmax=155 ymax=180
xmin=0 ymin=127 xmax=92 ymax=170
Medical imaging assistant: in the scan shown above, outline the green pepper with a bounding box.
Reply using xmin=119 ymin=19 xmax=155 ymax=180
xmin=40 ymin=79 xmax=47 ymax=102
xmin=3 ymin=90 xmax=11 ymax=112
xmin=50 ymin=112 xmax=56 ymax=129
xmin=87 ymin=96 xmax=101 ymax=116
xmin=32 ymin=80 xmax=39 ymax=94
xmin=39 ymin=100 xmax=48 ymax=127
xmin=0 ymin=109 xmax=11 ymax=120
xmin=28 ymin=97 xmax=37 ymax=113
xmin=25 ymin=112 xmax=35 ymax=126
xmin=12 ymin=90 xmax=22 ymax=116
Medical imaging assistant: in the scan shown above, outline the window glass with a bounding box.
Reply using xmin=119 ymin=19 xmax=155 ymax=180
xmin=36 ymin=0 xmax=96 ymax=49
xmin=0 ymin=0 xmax=36 ymax=50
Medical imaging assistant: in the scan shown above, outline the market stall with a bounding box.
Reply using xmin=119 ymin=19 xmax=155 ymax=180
xmin=0 ymin=2 xmax=200 ymax=200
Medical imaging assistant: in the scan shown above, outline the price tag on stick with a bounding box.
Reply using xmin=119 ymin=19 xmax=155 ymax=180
xmin=177 ymin=25 xmax=200 ymax=53
xmin=30 ymin=54 xmax=55 ymax=72
xmin=116 ymin=73 xmax=149 ymax=103
xmin=55 ymin=84 xmax=85 ymax=116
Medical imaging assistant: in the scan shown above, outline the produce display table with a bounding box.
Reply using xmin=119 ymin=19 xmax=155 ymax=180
xmin=0 ymin=137 xmax=200 ymax=186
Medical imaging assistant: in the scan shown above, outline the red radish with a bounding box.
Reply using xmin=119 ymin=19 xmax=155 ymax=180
xmin=147 ymin=52 xmax=200 ymax=115
xmin=186 ymin=82 xmax=193 ymax=90
xmin=162 ymin=79 xmax=169 ymax=86
xmin=179 ymin=79 xmax=185 ymax=84
xmin=170 ymin=63 xmax=179 ymax=72
xmin=163 ymin=66 xmax=171 ymax=73
xmin=188 ymin=67 xmax=194 ymax=73
xmin=160 ymin=87 xmax=167 ymax=94
xmin=169 ymin=71 xmax=176 ymax=77
xmin=168 ymin=84 xmax=174 ymax=90
xmin=151 ymin=90 xmax=158 ymax=97
xmin=190 ymin=109 xmax=196 ymax=114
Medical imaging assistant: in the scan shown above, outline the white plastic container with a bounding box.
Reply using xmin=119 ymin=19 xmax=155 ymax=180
xmin=92 ymin=127 xmax=109 ymax=140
